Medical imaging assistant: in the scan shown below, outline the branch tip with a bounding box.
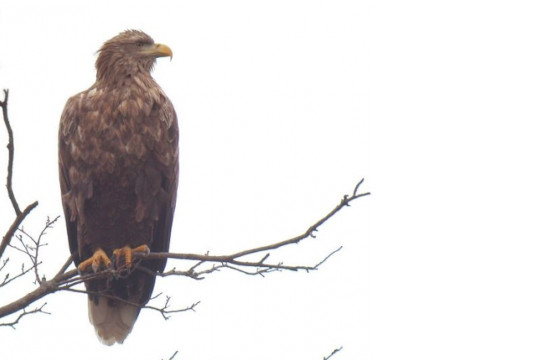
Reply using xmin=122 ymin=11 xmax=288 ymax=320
xmin=352 ymin=178 xmax=365 ymax=196
xmin=323 ymin=346 xmax=343 ymax=360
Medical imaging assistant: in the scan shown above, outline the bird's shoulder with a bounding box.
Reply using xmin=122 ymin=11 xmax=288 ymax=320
xmin=59 ymin=85 xmax=106 ymax=139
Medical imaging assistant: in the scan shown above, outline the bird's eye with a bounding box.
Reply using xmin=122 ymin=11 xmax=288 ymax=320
xmin=136 ymin=41 xmax=145 ymax=47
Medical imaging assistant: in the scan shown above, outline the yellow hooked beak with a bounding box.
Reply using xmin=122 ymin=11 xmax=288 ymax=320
xmin=141 ymin=43 xmax=173 ymax=59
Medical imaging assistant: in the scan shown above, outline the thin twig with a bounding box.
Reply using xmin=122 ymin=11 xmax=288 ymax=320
xmin=0 ymin=201 xmax=38 ymax=260
xmin=0 ymin=258 xmax=8 ymax=273
xmin=146 ymin=297 xmax=200 ymax=320
xmin=14 ymin=216 xmax=59 ymax=284
xmin=323 ymin=346 xmax=343 ymax=360
xmin=63 ymin=287 xmax=200 ymax=320
xmin=0 ymin=89 xmax=21 ymax=215
xmin=0 ymin=262 xmax=33 ymax=288
xmin=0 ymin=303 xmax=50 ymax=328
xmin=163 ymin=350 xmax=179 ymax=360
xmin=0 ymin=89 xmax=20 ymax=215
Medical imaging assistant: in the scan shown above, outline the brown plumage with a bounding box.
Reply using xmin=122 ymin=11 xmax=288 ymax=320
xmin=58 ymin=30 xmax=178 ymax=345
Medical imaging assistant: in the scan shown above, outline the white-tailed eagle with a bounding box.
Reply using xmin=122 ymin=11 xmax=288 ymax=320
xmin=58 ymin=30 xmax=178 ymax=345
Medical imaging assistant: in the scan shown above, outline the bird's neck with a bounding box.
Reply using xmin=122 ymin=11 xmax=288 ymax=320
xmin=97 ymin=70 xmax=156 ymax=90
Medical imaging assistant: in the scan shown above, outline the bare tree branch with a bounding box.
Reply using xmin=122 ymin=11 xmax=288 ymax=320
xmin=0 ymin=179 xmax=368 ymax=323
xmin=0 ymin=271 xmax=66 ymax=319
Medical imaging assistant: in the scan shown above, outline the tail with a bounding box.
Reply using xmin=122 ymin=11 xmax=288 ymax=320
xmin=88 ymin=297 xmax=140 ymax=345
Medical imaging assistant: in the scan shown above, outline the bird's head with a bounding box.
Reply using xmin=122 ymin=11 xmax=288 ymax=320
xmin=95 ymin=30 xmax=172 ymax=83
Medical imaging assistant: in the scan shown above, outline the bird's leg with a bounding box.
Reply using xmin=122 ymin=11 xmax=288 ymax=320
xmin=78 ymin=248 xmax=112 ymax=273
xmin=113 ymin=245 xmax=150 ymax=270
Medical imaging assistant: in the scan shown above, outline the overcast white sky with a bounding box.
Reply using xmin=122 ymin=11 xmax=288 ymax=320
xmin=1 ymin=1 xmax=540 ymax=359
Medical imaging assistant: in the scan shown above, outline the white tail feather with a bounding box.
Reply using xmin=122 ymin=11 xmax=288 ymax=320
xmin=88 ymin=298 xmax=139 ymax=345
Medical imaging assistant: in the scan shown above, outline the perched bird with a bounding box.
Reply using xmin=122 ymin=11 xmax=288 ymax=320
xmin=58 ymin=30 xmax=179 ymax=345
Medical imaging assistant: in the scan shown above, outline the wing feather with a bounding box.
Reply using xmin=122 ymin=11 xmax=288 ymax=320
xmin=59 ymin=94 xmax=83 ymax=265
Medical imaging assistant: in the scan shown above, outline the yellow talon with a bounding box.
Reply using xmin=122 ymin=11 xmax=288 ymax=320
xmin=132 ymin=244 xmax=150 ymax=254
xmin=78 ymin=248 xmax=112 ymax=273
xmin=113 ymin=245 xmax=150 ymax=269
